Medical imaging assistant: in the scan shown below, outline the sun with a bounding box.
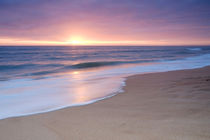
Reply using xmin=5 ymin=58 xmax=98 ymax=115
xmin=66 ymin=36 xmax=86 ymax=45
xmin=71 ymin=40 xmax=81 ymax=45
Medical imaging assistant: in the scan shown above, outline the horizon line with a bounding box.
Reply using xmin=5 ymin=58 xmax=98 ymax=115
xmin=1 ymin=44 xmax=210 ymax=47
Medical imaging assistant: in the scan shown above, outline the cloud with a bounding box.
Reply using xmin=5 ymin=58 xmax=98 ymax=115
xmin=0 ymin=0 xmax=210 ymax=43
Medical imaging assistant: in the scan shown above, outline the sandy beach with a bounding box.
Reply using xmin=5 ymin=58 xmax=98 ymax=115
xmin=0 ymin=66 xmax=210 ymax=140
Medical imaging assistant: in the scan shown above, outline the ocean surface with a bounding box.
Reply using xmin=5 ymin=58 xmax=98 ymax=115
xmin=1 ymin=46 xmax=210 ymax=119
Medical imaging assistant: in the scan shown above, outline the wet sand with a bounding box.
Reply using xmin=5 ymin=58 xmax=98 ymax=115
xmin=0 ymin=66 xmax=210 ymax=140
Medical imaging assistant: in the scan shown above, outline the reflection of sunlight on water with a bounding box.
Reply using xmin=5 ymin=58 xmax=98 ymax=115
xmin=72 ymin=71 xmax=79 ymax=75
xmin=68 ymin=70 xmax=91 ymax=104
xmin=72 ymin=85 xmax=90 ymax=103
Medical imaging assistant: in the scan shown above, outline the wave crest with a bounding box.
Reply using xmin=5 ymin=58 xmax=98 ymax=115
xmin=71 ymin=61 xmax=121 ymax=69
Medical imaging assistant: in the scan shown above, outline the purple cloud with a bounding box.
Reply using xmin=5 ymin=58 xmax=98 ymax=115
xmin=0 ymin=0 xmax=210 ymax=43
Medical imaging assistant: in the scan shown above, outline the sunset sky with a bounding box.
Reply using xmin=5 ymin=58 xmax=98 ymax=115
xmin=0 ymin=0 xmax=210 ymax=46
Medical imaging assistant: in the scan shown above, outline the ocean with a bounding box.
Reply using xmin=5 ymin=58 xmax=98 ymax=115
xmin=1 ymin=46 xmax=210 ymax=119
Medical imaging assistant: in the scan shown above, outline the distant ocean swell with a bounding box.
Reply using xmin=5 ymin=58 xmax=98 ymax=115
xmin=0 ymin=46 xmax=210 ymax=119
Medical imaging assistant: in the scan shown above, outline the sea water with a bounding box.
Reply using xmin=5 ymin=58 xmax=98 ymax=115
xmin=1 ymin=46 xmax=210 ymax=119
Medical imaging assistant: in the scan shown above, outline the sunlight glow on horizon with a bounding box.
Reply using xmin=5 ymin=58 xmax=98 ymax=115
xmin=0 ymin=37 xmax=210 ymax=46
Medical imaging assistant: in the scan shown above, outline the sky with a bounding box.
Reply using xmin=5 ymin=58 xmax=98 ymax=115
xmin=0 ymin=0 xmax=210 ymax=46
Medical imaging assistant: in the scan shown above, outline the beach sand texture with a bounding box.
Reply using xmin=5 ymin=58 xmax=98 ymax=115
xmin=0 ymin=66 xmax=210 ymax=140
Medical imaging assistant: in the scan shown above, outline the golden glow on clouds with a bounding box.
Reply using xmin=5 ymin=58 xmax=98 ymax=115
xmin=1 ymin=22 xmax=210 ymax=46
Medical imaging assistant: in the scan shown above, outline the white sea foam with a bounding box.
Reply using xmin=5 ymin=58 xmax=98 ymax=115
xmin=0 ymin=54 xmax=210 ymax=119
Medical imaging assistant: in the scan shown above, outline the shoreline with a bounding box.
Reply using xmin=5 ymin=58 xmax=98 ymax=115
xmin=1 ymin=52 xmax=210 ymax=120
xmin=0 ymin=66 xmax=210 ymax=139
xmin=0 ymin=66 xmax=208 ymax=120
